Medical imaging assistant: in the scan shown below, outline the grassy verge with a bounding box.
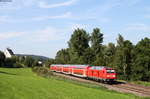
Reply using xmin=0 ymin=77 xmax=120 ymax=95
xmin=130 ymin=81 xmax=150 ymax=87
xmin=0 ymin=68 xmax=148 ymax=99
xmin=117 ymin=79 xmax=150 ymax=87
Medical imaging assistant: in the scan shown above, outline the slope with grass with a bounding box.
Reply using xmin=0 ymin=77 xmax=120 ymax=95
xmin=0 ymin=68 xmax=145 ymax=99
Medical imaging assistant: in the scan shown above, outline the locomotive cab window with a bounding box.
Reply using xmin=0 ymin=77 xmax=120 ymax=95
xmin=106 ymin=69 xmax=115 ymax=73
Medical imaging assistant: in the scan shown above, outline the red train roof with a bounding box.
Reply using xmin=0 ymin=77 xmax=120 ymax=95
xmin=51 ymin=64 xmax=90 ymax=68
xmin=50 ymin=64 xmax=113 ymax=69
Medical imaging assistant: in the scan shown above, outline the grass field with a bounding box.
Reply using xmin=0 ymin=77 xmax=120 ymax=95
xmin=0 ymin=68 xmax=148 ymax=99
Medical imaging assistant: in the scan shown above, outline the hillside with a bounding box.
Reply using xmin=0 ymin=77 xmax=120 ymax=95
xmin=15 ymin=54 xmax=50 ymax=60
xmin=0 ymin=68 xmax=143 ymax=99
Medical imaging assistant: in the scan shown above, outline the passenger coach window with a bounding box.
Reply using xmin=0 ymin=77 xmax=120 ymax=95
xmin=96 ymin=67 xmax=100 ymax=70
xmin=90 ymin=67 xmax=95 ymax=70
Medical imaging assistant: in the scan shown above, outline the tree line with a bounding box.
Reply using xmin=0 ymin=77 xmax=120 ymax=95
xmin=55 ymin=28 xmax=150 ymax=81
xmin=0 ymin=54 xmax=54 ymax=68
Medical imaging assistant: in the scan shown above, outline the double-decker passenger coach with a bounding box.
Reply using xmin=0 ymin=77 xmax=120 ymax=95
xmin=50 ymin=64 xmax=116 ymax=82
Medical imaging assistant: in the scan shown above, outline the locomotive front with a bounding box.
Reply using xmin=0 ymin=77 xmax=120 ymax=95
xmin=104 ymin=68 xmax=117 ymax=82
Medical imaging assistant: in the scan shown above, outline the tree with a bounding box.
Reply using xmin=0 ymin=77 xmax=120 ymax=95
xmin=132 ymin=37 xmax=150 ymax=81
xmin=81 ymin=48 xmax=94 ymax=64
xmin=55 ymin=48 xmax=70 ymax=64
xmin=122 ymin=40 xmax=134 ymax=80
xmin=44 ymin=59 xmax=55 ymax=68
xmin=91 ymin=28 xmax=104 ymax=65
xmin=91 ymin=28 xmax=103 ymax=54
xmin=4 ymin=56 xmax=17 ymax=68
xmin=24 ymin=56 xmax=34 ymax=67
xmin=103 ymin=43 xmax=116 ymax=66
xmin=117 ymin=34 xmax=124 ymax=47
xmin=68 ymin=28 xmax=90 ymax=64
xmin=114 ymin=34 xmax=133 ymax=80
xmin=32 ymin=58 xmax=40 ymax=67
xmin=0 ymin=51 xmax=5 ymax=67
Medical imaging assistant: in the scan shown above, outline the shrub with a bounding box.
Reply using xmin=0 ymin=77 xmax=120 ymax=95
xmin=4 ymin=57 xmax=16 ymax=68
xmin=32 ymin=67 xmax=53 ymax=78
xmin=13 ymin=62 xmax=24 ymax=68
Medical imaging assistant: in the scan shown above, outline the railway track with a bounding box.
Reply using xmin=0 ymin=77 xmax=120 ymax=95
xmin=112 ymin=84 xmax=150 ymax=97
xmin=53 ymin=72 xmax=150 ymax=97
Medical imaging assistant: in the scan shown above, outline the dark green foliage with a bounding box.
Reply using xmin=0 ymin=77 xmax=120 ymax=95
xmin=0 ymin=51 xmax=5 ymax=67
xmin=81 ymin=48 xmax=94 ymax=64
xmin=114 ymin=35 xmax=134 ymax=80
xmin=32 ymin=66 xmax=53 ymax=77
xmin=91 ymin=28 xmax=103 ymax=52
xmin=32 ymin=59 xmax=40 ymax=67
xmin=44 ymin=59 xmax=55 ymax=68
xmin=13 ymin=62 xmax=24 ymax=68
xmin=55 ymin=48 xmax=70 ymax=64
xmin=68 ymin=28 xmax=90 ymax=64
xmin=117 ymin=34 xmax=124 ymax=47
xmin=103 ymin=43 xmax=116 ymax=66
xmin=23 ymin=56 xmax=34 ymax=67
xmin=132 ymin=38 xmax=150 ymax=81
xmin=3 ymin=56 xmax=36 ymax=68
xmin=4 ymin=57 xmax=17 ymax=68
xmin=1 ymin=52 xmax=54 ymax=68
xmin=68 ymin=28 xmax=89 ymax=56
xmin=91 ymin=28 xmax=104 ymax=65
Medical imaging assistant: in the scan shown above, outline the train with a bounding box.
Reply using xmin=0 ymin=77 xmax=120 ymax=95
xmin=50 ymin=64 xmax=117 ymax=82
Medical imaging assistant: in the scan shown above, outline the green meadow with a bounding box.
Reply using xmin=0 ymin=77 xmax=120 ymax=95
xmin=0 ymin=68 xmax=147 ymax=99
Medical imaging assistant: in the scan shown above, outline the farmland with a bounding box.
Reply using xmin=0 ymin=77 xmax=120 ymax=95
xmin=0 ymin=68 xmax=147 ymax=99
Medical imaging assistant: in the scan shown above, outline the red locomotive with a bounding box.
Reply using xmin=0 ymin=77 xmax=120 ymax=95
xmin=50 ymin=64 xmax=116 ymax=82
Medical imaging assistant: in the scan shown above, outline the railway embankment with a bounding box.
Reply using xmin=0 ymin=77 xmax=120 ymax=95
xmin=52 ymin=72 xmax=150 ymax=97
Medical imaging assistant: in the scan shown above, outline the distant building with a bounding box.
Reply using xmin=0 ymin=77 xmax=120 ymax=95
xmin=4 ymin=48 xmax=14 ymax=58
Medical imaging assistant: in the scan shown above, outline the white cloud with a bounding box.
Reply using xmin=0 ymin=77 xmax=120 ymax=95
xmin=124 ymin=24 xmax=150 ymax=32
xmin=30 ymin=26 xmax=67 ymax=41
xmin=110 ymin=0 xmax=141 ymax=6
xmin=21 ymin=0 xmax=38 ymax=6
xmin=125 ymin=0 xmax=141 ymax=6
xmin=98 ymin=18 xmax=110 ymax=23
xmin=82 ymin=1 xmax=120 ymax=23
xmin=144 ymin=15 xmax=150 ymax=18
xmin=0 ymin=0 xmax=42 ymax=10
xmin=0 ymin=15 xmax=31 ymax=23
xmin=33 ymin=12 xmax=72 ymax=21
xmin=71 ymin=24 xmax=89 ymax=30
xmin=0 ymin=32 xmax=25 ymax=40
xmin=104 ymin=34 xmax=112 ymax=39
xmin=148 ymin=7 xmax=150 ymax=11
xmin=0 ymin=1 xmax=18 ymax=10
xmin=0 ymin=26 xmax=68 ymax=42
xmin=0 ymin=16 xmax=9 ymax=23
xmin=38 ymin=0 xmax=78 ymax=8
xmin=0 ymin=0 xmax=26 ymax=10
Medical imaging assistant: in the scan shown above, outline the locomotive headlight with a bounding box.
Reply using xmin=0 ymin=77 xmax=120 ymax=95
xmin=107 ymin=75 xmax=110 ymax=77
xmin=113 ymin=75 xmax=116 ymax=77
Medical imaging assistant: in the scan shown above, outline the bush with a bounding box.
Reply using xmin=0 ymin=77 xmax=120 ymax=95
xmin=4 ymin=57 xmax=16 ymax=68
xmin=32 ymin=67 xmax=53 ymax=77
xmin=13 ymin=62 xmax=24 ymax=68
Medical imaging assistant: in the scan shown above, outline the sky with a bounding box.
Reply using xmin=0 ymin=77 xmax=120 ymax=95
xmin=0 ymin=0 xmax=150 ymax=58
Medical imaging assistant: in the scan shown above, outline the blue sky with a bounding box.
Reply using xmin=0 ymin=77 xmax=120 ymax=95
xmin=0 ymin=0 xmax=150 ymax=58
